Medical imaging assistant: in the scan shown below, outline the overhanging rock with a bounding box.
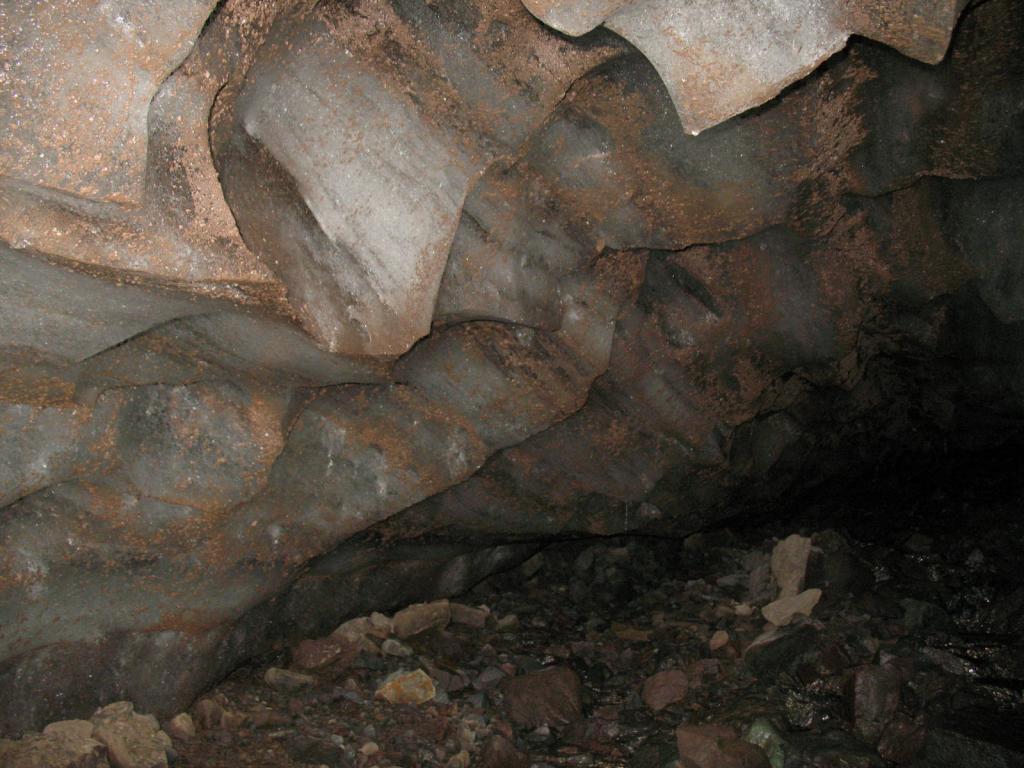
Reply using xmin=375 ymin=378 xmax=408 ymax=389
xmin=0 ymin=0 xmax=1021 ymax=739
xmin=521 ymin=0 xmax=969 ymax=134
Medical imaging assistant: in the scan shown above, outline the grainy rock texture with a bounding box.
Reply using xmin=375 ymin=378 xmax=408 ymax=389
xmin=0 ymin=0 xmax=1022 ymax=737
xmin=521 ymin=0 xmax=969 ymax=135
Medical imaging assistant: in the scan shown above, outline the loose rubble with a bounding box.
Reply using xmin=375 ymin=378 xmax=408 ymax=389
xmin=0 ymin=702 xmax=173 ymax=768
xmin=5 ymin=496 xmax=1023 ymax=768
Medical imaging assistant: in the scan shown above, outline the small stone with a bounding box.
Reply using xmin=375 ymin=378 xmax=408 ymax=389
xmin=920 ymin=729 xmax=1024 ymax=767
xmin=496 ymin=614 xmax=520 ymax=631
xmin=527 ymin=724 xmax=551 ymax=742
xmin=446 ymin=749 xmax=471 ymax=768
xmin=193 ymin=699 xmax=224 ymax=731
xmin=574 ymin=547 xmax=597 ymax=576
xmin=0 ymin=720 xmax=106 ymax=768
xmin=368 ymin=611 xmax=393 ymax=636
xmin=334 ymin=616 xmax=373 ymax=638
xmin=845 ymin=664 xmax=902 ymax=743
xmin=676 ymin=724 xmax=770 ymax=768
xmin=771 ymin=534 xmax=813 ymax=598
xmin=220 ymin=710 xmax=246 ymax=732
xmin=285 ymin=734 xmax=347 ymax=766
xmin=359 ymin=741 xmax=380 ymax=756
xmin=41 ymin=721 xmax=96 ymax=742
xmin=209 ymin=731 xmax=232 ymax=747
xmin=733 ymin=603 xmax=754 ymax=617
xmin=375 ymin=669 xmax=436 ymax=705
xmin=612 ymin=623 xmax=652 ymax=642
xmin=607 ymin=545 xmax=631 ymax=562
xmin=478 ymin=735 xmax=529 ymax=768
xmin=91 ymin=701 xmax=172 ymax=768
xmin=500 ymin=666 xmax=583 ymax=729
xmin=899 ymin=598 xmax=950 ymax=632
xmin=744 ymin=624 xmax=820 ymax=677
xmin=163 ymin=713 xmax=195 ymax=741
xmin=641 ymin=669 xmax=689 ymax=712
xmin=381 ymin=638 xmax=414 ymax=657
xmin=250 ymin=709 xmax=290 ymax=729
xmin=331 ymin=618 xmax=381 ymax=654
xmin=805 ymin=531 xmax=874 ymax=603
xmin=472 ymin=666 xmax=506 ymax=691
xmin=450 ymin=603 xmax=489 ymax=628
xmin=761 ymin=588 xmax=822 ymax=626
xmin=746 ymin=551 xmax=774 ymax=604
xmin=743 ymin=718 xmax=786 ymax=768
xmin=292 ymin=635 xmax=359 ymax=670
xmin=520 ymin=552 xmax=545 ymax=578
xmin=429 ymin=666 xmax=455 ymax=691
xmin=264 ymin=667 xmax=315 ymax=691
xmin=709 ymin=630 xmax=730 ymax=651
xmin=903 ymin=533 xmax=932 ymax=554
xmin=392 ymin=600 xmax=451 ymax=639
xmin=713 ymin=604 xmax=735 ymax=618
xmin=877 ymin=716 xmax=926 ymax=764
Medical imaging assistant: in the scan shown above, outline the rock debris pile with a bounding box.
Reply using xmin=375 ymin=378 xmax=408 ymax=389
xmin=6 ymin=480 xmax=1022 ymax=767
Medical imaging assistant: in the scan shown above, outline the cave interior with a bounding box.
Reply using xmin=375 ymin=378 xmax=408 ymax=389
xmin=0 ymin=0 xmax=1023 ymax=766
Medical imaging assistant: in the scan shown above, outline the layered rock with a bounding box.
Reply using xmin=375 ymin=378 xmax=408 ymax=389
xmin=1 ymin=0 xmax=1022 ymax=737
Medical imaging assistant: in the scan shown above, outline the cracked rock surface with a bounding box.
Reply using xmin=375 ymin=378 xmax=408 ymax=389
xmin=0 ymin=0 xmax=1023 ymax=738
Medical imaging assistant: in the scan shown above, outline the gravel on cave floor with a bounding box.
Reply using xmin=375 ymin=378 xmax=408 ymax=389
xmin=5 ymin=469 xmax=1024 ymax=768
xmin=163 ymin=503 xmax=1024 ymax=767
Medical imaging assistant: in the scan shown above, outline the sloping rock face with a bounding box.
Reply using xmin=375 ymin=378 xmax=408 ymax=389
xmin=1 ymin=0 xmax=1022 ymax=736
xmin=521 ymin=0 xmax=971 ymax=135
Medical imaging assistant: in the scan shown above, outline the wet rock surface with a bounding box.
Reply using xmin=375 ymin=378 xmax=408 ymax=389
xmin=1 ymin=0 xmax=1023 ymax=738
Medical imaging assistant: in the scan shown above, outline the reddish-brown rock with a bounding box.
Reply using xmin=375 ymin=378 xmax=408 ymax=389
xmin=500 ymin=666 xmax=583 ymax=729
xmin=641 ymin=669 xmax=689 ymax=712
xmin=676 ymin=725 xmax=770 ymax=768
xmin=478 ymin=734 xmax=530 ymax=768
xmin=292 ymin=636 xmax=359 ymax=671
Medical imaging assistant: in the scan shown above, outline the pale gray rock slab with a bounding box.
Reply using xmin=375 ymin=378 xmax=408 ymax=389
xmin=0 ymin=245 xmax=215 ymax=362
xmin=521 ymin=0 xmax=967 ymax=135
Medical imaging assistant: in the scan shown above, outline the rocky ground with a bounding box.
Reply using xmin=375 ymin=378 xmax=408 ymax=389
xmin=4 ymin=465 xmax=1024 ymax=768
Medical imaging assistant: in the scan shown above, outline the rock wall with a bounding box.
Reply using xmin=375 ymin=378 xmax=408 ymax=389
xmin=1 ymin=0 xmax=1022 ymax=735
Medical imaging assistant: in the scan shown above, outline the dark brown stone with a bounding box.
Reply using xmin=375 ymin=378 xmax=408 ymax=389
xmin=478 ymin=734 xmax=529 ymax=768
xmin=500 ymin=666 xmax=583 ymax=729
xmin=676 ymin=725 xmax=771 ymax=768
xmin=641 ymin=669 xmax=689 ymax=712
xmin=845 ymin=664 xmax=903 ymax=743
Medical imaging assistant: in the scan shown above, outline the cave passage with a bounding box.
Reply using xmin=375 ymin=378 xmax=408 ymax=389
xmin=1 ymin=0 xmax=1023 ymax=766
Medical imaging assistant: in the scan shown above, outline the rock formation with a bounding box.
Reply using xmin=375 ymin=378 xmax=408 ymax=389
xmin=1 ymin=0 xmax=1022 ymax=736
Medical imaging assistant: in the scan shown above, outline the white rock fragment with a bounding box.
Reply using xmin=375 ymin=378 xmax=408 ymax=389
xmin=761 ymin=588 xmax=822 ymax=627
